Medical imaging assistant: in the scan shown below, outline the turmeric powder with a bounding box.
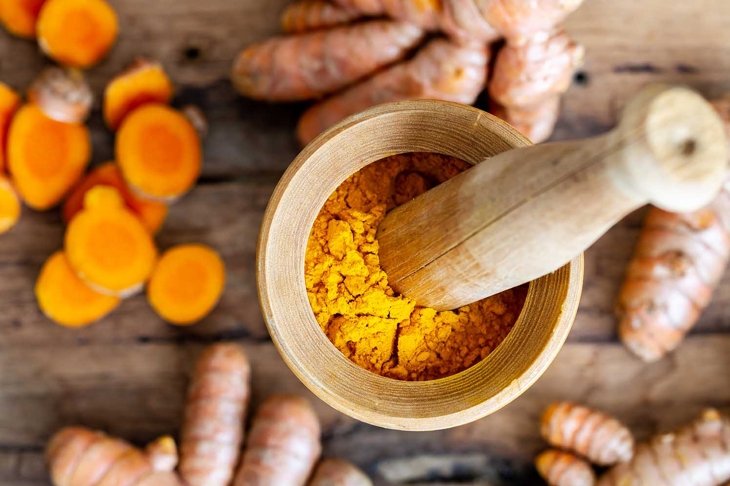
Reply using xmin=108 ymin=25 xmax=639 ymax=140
xmin=305 ymin=152 xmax=527 ymax=381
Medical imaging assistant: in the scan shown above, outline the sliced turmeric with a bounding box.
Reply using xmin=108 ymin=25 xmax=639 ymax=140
xmin=147 ymin=244 xmax=225 ymax=325
xmin=0 ymin=82 xmax=20 ymax=173
xmin=36 ymin=0 xmax=118 ymax=68
xmin=35 ymin=251 xmax=120 ymax=327
xmin=63 ymin=162 xmax=168 ymax=233
xmin=0 ymin=176 xmax=20 ymax=234
xmin=0 ymin=0 xmax=46 ymax=38
xmin=7 ymin=103 xmax=90 ymax=210
xmin=65 ymin=186 xmax=157 ymax=296
xmin=104 ymin=58 xmax=174 ymax=130
xmin=116 ymin=103 xmax=202 ymax=200
xmin=27 ymin=66 xmax=93 ymax=124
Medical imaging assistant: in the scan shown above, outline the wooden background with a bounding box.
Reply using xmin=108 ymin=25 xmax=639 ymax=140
xmin=0 ymin=0 xmax=729 ymax=484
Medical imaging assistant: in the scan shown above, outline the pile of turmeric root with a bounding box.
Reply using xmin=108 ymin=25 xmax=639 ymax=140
xmin=232 ymin=0 xmax=585 ymax=145
xmin=535 ymin=401 xmax=730 ymax=486
xmin=47 ymin=343 xmax=372 ymax=486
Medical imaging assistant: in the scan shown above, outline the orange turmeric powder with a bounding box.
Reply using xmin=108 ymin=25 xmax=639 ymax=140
xmin=305 ymin=152 xmax=527 ymax=380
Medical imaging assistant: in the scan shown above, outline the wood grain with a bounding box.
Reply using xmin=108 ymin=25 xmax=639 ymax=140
xmin=0 ymin=0 xmax=727 ymax=483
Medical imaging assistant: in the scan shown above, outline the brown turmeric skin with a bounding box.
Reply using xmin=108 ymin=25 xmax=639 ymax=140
xmin=305 ymin=153 xmax=527 ymax=380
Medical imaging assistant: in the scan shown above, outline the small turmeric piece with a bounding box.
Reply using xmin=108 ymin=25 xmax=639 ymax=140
xmin=36 ymin=0 xmax=118 ymax=68
xmin=27 ymin=66 xmax=93 ymax=124
xmin=147 ymin=244 xmax=225 ymax=325
xmin=116 ymin=103 xmax=202 ymax=200
xmin=63 ymin=162 xmax=168 ymax=233
xmin=7 ymin=103 xmax=90 ymax=210
xmin=0 ymin=176 xmax=20 ymax=234
xmin=0 ymin=82 xmax=20 ymax=172
xmin=35 ymin=251 xmax=120 ymax=327
xmin=46 ymin=427 xmax=182 ymax=486
xmin=536 ymin=450 xmax=596 ymax=486
xmin=179 ymin=343 xmax=250 ymax=486
xmin=104 ymin=58 xmax=174 ymax=130
xmin=232 ymin=395 xmax=321 ymax=486
xmin=281 ymin=0 xmax=362 ymax=33
xmin=0 ymin=0 xmax=46 ymax=38
xmin=541 ymin=402 xmax=634 ymax=466
xmin=65 ymin=186 xmax=157 ymax=296
xmin=309 ymin=458 xmax=373 ymax=486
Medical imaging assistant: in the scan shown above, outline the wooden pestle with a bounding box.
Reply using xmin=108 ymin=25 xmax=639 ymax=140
xmin=378 ymin=85 xmax=729 ymax=310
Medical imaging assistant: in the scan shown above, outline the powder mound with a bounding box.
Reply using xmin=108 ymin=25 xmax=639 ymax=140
xmin=305 ymin=152 xmax=527 ymax=380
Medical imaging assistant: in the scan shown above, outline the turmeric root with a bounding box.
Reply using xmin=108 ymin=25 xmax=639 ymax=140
xmin=536 ymin=450 xmax=596 ymax=486
xmin=179 ymin=343 xmax=250 ymax=486
xmin=281 ymin=0 xmax=362 ymax=33
xmin=0 ymin=175 xmax=20 ymax=234
xmin=309 ymin=458 xmax=372 ymax=486
xmin=7 ymin=103 xmax=90 ymax=210
xmin=147 ymin=244 xmax=226 ymax=325
xmin=297 ymin=38 xmax=488 ymax=144
xmin=616 ymin=96 xmax=730 ymax=362
xmin=65 ymin=186 xmax=157 ymax=296
xmin=46 ymin=427 xmax=182 ymax=486
xmin=232 ymin=395 xmax=321 ymax=486
xmin=27 ymin=66 xmax=93 ymax=124
xmin=489 ymin=96 xmax=560 ymax=145
xmin=36 ymin=0 xmax=118 ymax=68
xmin=541 ymin=402 xmax=634 ymax=466
xmin=63 ymin=162 xmax=168 ymax=234
xmin=116 ymin=103 xmax=202 ymax=200
xmin=598 ymin=409 xmax=730 ymax=486
xmin=0 ymin=82 xmax=20 ymax=172
xmin=104 ymin=59 xmax=174 ymax=130
xmin=232 ymin=20 xmax=424 ymax=101
xmin=0 ymin=0 xmax=46 ymax=38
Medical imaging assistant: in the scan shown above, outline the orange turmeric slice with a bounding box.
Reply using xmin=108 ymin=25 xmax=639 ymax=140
xmin=0 ymin=0 xmax=46 ymax=38
xmin=116 ymin=104 xmax=202 ymax=200
xmin=0 ymin=176 xmax=20 ymax=234
xmin=65 ymin=186 xmax=157 ymax=296
xmin=104 ymin=59 xmax=174 ymax=130
xmin=64 ymin=163 xmax=168 ymax=233
xmin=27 ymin=67 xmax=93 ymax=124
xmin=7 ymin=104 xmax=90 ymax=210
xmin=147 ymin=244 xmax=225 ymax=325
xmin=36 ymin=0 xmax=118 ymax=68
xmin=0 ymin=82 xmax=20 ymax=172
xmin=36 ymin=251 xmax=120 ymax=327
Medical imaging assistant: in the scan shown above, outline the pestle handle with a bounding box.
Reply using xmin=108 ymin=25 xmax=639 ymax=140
xmin=377 ymin=85 xmax=729 ymax=310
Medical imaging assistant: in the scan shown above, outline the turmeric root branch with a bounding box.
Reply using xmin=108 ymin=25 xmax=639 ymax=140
xmin=27 ymin=66 xmax=93 ymax=124
xmin=281 ymin=0 xmax=362 ymax=33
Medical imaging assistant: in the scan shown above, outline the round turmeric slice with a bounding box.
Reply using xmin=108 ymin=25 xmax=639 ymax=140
xmin=0 ymin=176 xmax=20 ymax=234
xmin=116 ymin=104 xmax=202 ymax=200
xmin=0 ymin=82 xmax=20 ymax=172
xmin=7 ymin=104 xmax=90 ymax=210
xmin=147 ymin=244 xmax=225 ymax=325
xmin=65 ymin=186 xmax=157 ymax=296
xmin=36 ymin=0 xmax=118 ymax=68
xmin=36 ymin=251 xmax=120 ymax=327
xmin=0 ymin=0 xmax=47 ymax=38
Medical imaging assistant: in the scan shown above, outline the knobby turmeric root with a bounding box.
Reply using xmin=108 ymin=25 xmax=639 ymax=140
xmin=309 ymin=458 xmax=373 ymax=486
xmin=36 ymin=0 xmax=118 ymax=68
xmin=147 ymin=244 xmax=225 ymax=325
xmin=116 ymin=103 xmax=202 ymax=200
xmin=63 ymin=162 xmax=168 ymax=233
xmin=0 ymin=0 xmax=46 ymax=38
xmin=536 ymin=450 xmax=596 ymax=486
xmin=104 ymin=58 xmax=174 ymax=130
xmin=0 ymin=82 xmax=20 ymax=172
xmin=598 ymin=409 xmax=730 ymax=486
xmin=0 ymin=175 xmax=20 ymax=234
xmin=27 ymin=66 xmax=93 ymax=124
xmin=179 ymin=343 xmax=250 ymax=486
xmin=65 ymin=186 xmax=157 ymax=296
xmin=7 ymin=103 xmax=90 ymax=210
xmin=232 ymin=395 xmax=321 ymax=486
xmin=46 ymin=427 xmax=182 ymax=486
xmin=616 ymin=97 xmax=730 ymax=362
xmin=281 ymin=0 xmax=362 ymax=33
xmin=232 ymin=20 xmax=423 ymax=101
xmin=541 ymin=402 xmax=634 ymax=466
xmin=297 ymin=38 xmax=488 ymax=144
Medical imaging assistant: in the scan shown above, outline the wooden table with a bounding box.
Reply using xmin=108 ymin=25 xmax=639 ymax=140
xmin=0 ymin=0 xmax=729 ymax=484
